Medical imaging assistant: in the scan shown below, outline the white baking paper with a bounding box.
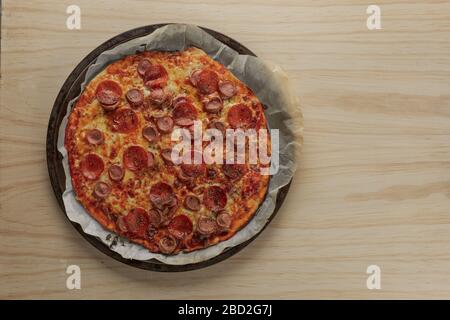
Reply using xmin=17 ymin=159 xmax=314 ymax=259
xmin=57 ymin=24 xmax=303 ymax=265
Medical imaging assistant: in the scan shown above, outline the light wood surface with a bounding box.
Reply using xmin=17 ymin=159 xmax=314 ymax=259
xmin=1 ymin=0 xmax=450 ymax=299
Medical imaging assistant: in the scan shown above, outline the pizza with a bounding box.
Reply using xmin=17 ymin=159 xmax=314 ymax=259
xmin=65 ymin=47 xmax=271 ymax=255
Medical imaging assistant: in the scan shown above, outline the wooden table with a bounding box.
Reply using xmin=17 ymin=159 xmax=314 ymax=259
xmin=1 ymin=0 xmax=450 ymax=299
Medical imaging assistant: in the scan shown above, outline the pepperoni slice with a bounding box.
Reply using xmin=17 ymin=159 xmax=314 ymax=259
xmin=189 ymin=69 xmax=202 ymax=86
xmin=203 ymin=94 xmax=223 ymax=113
xmin=147 ymin=225 xmax=158 ymax=239
xmin=137 ymin=59 xmax=151 ymax=77
xmin=150 ymin=182 xmax=174 ymax=207
xmin=156 ymin=116 xmax=174 ymax=133
xmin=108 ymin=164 xmax=124 ymax=181
xmin=109 ymin=108 xmax=138 ymax=133
xmin=101 ymin=102 xmax=120 ymax=112
xmin=184 ymin=195 xmax=201 ymax=211
xmin=223 ymin=164 xmax=247 ymax=180
xmin=145 ymin=64 xmax=168 ymax=81
xmin=167 ymin=195 xmax=178 ymax=208
xmin=176 ymin=168 xmax=193 ymax=183
xmin=203 ymin=186 xmax=227 ymax=211
xmin=126 ymin=88 xmax=144 ymax=108
xmin=96 ymin=80 xmax=122 ymax=107
xmin=219 ymin=80 xmax=237 ymax=98
xmin=148 ymin=209 xmax=162 ymax=226
xmin=181 ymin=151 xmax=206 ymax=178
xmin=181 ymin=163 xmax=206 ymax=178
xmin=123 ymin=146 xmax=149 ymax=171
xmin=160 ymin=148 xmax=174 ymax=164
xmin=144 ymin=64 xmax=168 ymax=88
xmin=147 ymin=151 xmax=155 ymax=168
xmin=123 ymin=207 xmax=149 ymax=237
xmin=158 ymin=235 xmax=177 ymax=254
xmin=93 ymin=181 xmax=111 ymax=199
xmin=197 ymin=216 xmax=217 ymax=235
xmin=227 ymin=103 xmax=254 ymax=129
xmin=208 ymin=121 xmax=226 ymax=135
xmin=216 ymin=212 xmax=232 ymax=230
xmin=85 ymin=129 xmax=104 ymax=145
xmin=168 ymin=214 xmax=193 ymax=239
xmin=142 ymin=125 xmax=160 ymax=143
xmin=172 ymin=94 xmax=191 ymax=108
xmin=117 ymin=216 xmax=128 ymax=232
xmin=80 ymin=154 xmax=104 ymax=180
xmin=196 ymin=69 xmax=219 ymax=94
xmin=148 ymin=88 xmax=166 ymax=105
xmin=172 ymin=102 xmax=198 ymax=126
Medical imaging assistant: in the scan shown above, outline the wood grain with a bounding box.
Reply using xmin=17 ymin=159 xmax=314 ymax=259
xmin=1 ymin=0 xmax=450 ymax=299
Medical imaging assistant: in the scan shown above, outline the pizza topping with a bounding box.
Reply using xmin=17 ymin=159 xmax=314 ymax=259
xmin=93 ymin=181 xmax=111 ymax=199
xmin=196 ymin=69 xmax=219 ymax=94
xmin=181 ymin=162 xmax=206 ymax=177
xmin=167 ymin=195 xmax=179 ymax=208
xmin=147 ymin=151 xmax=155 ymax=168
xmin=80 ymin=153 xmax=104 ymax=180
xmin=227 ymin=103 xmax=254 ymax=129
xmin=108 ymin=164 xmax=124 ymax=181
xmin=184 ymin=195 xmax=201 ymax=211
xmin=150 ymin=182 xmax=174 ymax=208
xmin=172 ymin=94 xmax=191 ymax=108
xmin=142 ymin=124 xmax=160 ymax=143
xmin=223 ymin=163 xmax=247 ymax=180
xmin=96 ymin=80 xmax=122 ymax=108
xmin=147 ymin=226 xmax=158 ymax=239
xmin=216 ymin=212 xmax=232 ymax=230
xmin=124 ymin=207 xmax=149 ymax=237
xmin=117 ymin=216 xmax=128 ymax=232
xmin=148 ymin=209 xmax=162 ymax=226
xmin=242 ymin=172 xmax=261 ymax=197
xmin=181 ymin=151 xmax=206 ymax=177
xmin=159 ymin=235 xmax=177 ymax=254
xmin=189 ymin=69 xmax=202 ymax=86
xmin=156 ymin=116 xmax=174 ymax=133
xmin=219 ymin=80 xmax=237 ymax=98
xmin=197 ymin=216 xmax=217 ymax=235
xmin=85 ymin=129 xmax=104 ymax=145
xmin=160 ymin=148 xmax=174 ymax=164
xmin=208 ymin=121 xmax=226 ymax=135
xmin=144 ymin=64 xmax=168 ymax=88
xmin=137 ymin=59 xmax=151 ymax=77
xmin=203 ymin=93 xmax=223 ymax=113
xmin=172 ymin=102 xmax=198 ymax=126
xmin=168 ymin=214 xmax=193 ymax=239
xmin=203 ymin=186 xmax=227 ymax=211
xmin=207 ymin=168 xmax=217 ymax=179
xmin=123 ymin=146 xmax=149 ymax=171
xmin=126 ymin=88 xmax=144 ymax=108
xmin=148 ymin=88 xmax=167 ymax=105
xmin=110 ymin=108 xmax=138 ymax=133
xmin=176 ymin=167 xmax=193 ymax=183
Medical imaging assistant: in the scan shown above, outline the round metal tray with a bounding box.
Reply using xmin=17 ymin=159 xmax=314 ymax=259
xmin=46 ymin=24 xmax=292 ymax=272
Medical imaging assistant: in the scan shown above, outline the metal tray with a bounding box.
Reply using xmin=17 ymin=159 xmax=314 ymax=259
xmin=46 ymin=24 xmax=292 ymax=271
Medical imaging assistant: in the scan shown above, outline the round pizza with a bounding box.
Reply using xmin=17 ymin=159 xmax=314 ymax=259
xmin=65 ymin=47 xmax=271 ymax=255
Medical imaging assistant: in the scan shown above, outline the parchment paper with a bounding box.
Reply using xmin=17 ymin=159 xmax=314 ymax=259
xmin=57 ymin=24 xmax=303 ymax=265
